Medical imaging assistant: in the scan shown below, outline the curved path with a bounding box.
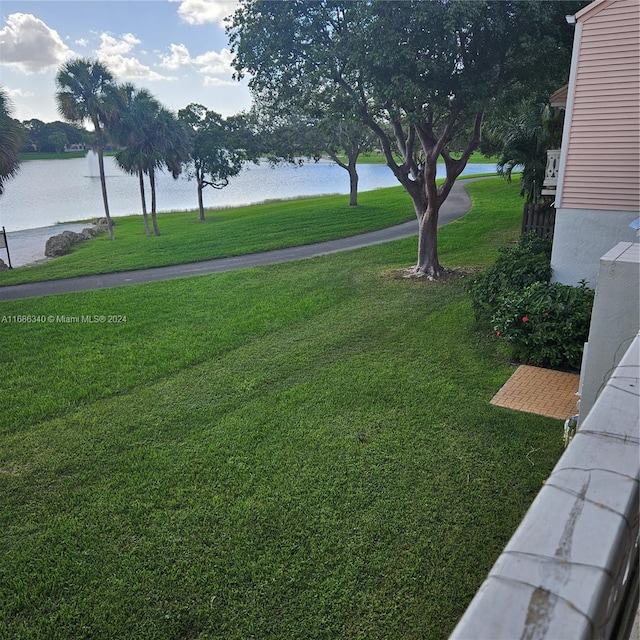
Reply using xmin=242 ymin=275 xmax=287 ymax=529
xmin=0 ymin=178 xmax=481 ymax=301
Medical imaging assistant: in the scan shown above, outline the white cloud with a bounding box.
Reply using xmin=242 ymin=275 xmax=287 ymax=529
xmin=171 ymin=0 xmax=238 ymax=27
xmin=159 ymin=43 xmax=234 ymax=78
xmin=96 ymin=32 xmax=167 ymax=81
xmin=103 ymin=54 xmax=167 ymax=80
xmin=5 ymin=87 xmax=35 ymax=99
xmin=75 ymin=38 xmax=89 ymax=47
xmin=203 ymin=76 xmax=236 ymax=87
xmin=193 ymin=48 xmax=234 ymax=74
xmin=97 ymin=32 xmax=140 ymax=56
xmin=160 ymin=43 xmax=192 ymax=70
xmin=0 ymin=13 xmax=73 ymax=73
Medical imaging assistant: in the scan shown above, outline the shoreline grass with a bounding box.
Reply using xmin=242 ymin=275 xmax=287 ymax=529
xmin=0 ymin=177 xmax=503 ymax=287
xmin=20 ymin=150 xmax=498 ymax=164
xmin=0 ymin=178 xmax=559 ymax=639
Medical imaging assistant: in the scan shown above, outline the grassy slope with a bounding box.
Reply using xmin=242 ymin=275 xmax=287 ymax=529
xmin=20 ymin=150 xmax=496 ymax=164
xmin=0 ymin=180 xmax=560 ymax=639
xmin=0 ymin=177 xmax=502 ymax=287
xmin=0 ymin=188 xmax=416 ymax=285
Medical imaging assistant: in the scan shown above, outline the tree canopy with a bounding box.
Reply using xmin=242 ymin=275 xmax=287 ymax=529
xmin=179 ymin=104 xmax=253 ymax=221
xmin=229 ymin=0 xmax=585 ymax=276
xmin=21 ymin=119 xmax=89 ymax=152
xmin=0 ymin=87 xmax=26 ymax=196
xmin=56 ymin=57 xmax=124 ymax=239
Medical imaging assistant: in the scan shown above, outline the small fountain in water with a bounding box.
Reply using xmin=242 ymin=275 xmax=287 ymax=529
xmin=86 ymin=149 xmax=100 ymax=177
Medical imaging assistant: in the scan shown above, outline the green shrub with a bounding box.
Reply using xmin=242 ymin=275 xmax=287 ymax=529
xmin=467 ymin=232 xmax=552 ymax=321
xmin=491 ymin=280 xmax=594 ymax=370
xmin=468 ymin=233 xmax=594 ymax=370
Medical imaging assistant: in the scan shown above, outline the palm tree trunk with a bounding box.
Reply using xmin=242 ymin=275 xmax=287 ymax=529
xmin=97 ymin=148 xmax=114 ymax=240
xmin=138 ymin=171 xmax=150 ymax=235
xmin=149 ymin=170 xmax=160 ymax=236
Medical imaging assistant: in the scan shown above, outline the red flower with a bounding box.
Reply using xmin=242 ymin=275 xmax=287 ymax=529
xmin=496 ymin=330 xmax=501 ymax=337
xmin=522 ymin=316 xmax=529 ymax=323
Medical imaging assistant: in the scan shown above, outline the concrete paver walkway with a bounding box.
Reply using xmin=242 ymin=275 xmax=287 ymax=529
xmin=490 ymin=365 xmax=580 ymax=420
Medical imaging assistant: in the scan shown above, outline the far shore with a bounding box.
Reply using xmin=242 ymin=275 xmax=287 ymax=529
xmin=20 ymin=150 xmax=499 ymax=165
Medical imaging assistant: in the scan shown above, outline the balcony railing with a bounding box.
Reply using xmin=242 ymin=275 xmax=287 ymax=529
xmin=542 ymin=149 xmax=561 ymax=195
xmin=449 ymin=334 xmax=640 ymax=640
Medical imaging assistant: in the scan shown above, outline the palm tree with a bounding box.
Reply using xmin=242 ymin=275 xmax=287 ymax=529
xmin=55 ymin=58 xmax=123 ymax=240
xmin=114 ymin=88 xmax=190 ymax=236
xmin=488 ymin=104 xmax=563 ymax=204
xmin=0 ymin=87 xmax=26 ymax=196
xmin=112 ymin=85 xmax=161 ymax=235
xmin=143 ymin=108 xmax=191 ymax=236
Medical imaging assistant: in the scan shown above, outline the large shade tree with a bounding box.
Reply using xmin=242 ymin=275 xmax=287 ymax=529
xmin=178 ymin=104 xmax=251 ymax=221
xmin=255 ymin=106 xmax=378 ymax=206
xmin=248 ymin=87 xmax=378 ymax=206
xmin=317 ymin=114 xmax=378 ymax=206
xmin=0 ymin=87 xmax=26 ymax=196
xmin=229 ymin=0 xmax=585 ymax=277
xmin=55 ymin=58 xmax=123 ymax=240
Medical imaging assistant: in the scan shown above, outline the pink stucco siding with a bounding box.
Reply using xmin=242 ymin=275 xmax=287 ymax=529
xmin=559 ymin=0 xmax=640 ymax=212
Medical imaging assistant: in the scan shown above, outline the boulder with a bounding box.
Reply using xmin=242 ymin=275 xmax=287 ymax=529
xmin=61 ymin=230 xmax=84 ymax=245
xmin=45 ymin=225 xmax=106 ymax=258
xmin=45 ymin=233 xmax=72 ymax=257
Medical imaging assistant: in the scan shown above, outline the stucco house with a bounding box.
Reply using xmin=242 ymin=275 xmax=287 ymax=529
xmin=549 ymin=0 xmax=639 ymax=287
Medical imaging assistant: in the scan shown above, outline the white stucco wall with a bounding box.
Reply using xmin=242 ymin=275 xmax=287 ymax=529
xmin=578 ymin=241 xmax=640 ymax=422
xmin=550 ymin=208 xmax=639 ymax=286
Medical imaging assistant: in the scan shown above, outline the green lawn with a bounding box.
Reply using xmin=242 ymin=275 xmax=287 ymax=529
xmin=334 ymin=151 xmax=497 ymax=164
xmin=0 ymin=179 xmax=560 ymax=639
xmin=0 ymin=188 xmax=417 ymax=285
xmin=0 ymin=178 xmax=505 ymax=286
xmin=19 ymin=151 xmax=118 ymax=161
xmin=20 ymin=150 xmax=496 ymax=164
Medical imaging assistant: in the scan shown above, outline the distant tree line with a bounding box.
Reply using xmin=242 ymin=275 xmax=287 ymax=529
xmin=19 ymin=119 xmax=94 ymax=153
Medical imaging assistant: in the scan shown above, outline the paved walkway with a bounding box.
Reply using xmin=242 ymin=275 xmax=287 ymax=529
xmin=0 ymin=178 xmax=480 ymax=301
xmin=490 ymin=365 xmax=580 ymax=421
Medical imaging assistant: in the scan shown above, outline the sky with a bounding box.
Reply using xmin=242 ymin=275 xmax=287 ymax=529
xmin=0 ymin=0 xmax=253 ymax=124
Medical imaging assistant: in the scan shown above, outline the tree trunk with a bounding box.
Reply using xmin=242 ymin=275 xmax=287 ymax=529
xmin=348 ymin=162 xmax=358 ymax=206
xmin=415 ymin=201 xmax=443 ymax=277
xmin=197 ymin=176 xmax=205 ymax=221
xmin=97 ymin=148 xmax=114 ymax=240
xmin=149 ymin=170 xmax=161 ymax=236
xmin=327 ymin=149 xmax=359 ymax=207
xmin=138 ymin=171 xmax=150 ymax=236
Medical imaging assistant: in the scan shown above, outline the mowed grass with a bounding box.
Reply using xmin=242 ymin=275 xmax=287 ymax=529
xmin=0 ymin=179 xmax=561 ymax=639
xmin=0 ymin=188 xmax=416 ymax=285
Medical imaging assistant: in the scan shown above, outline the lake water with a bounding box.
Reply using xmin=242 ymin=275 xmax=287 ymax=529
xmin=0 ymin=155 xmax=497 ymax=232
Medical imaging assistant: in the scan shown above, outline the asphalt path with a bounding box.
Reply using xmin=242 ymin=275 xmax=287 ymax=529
xmin=0 ymin=178 xmax=481 ymax=301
